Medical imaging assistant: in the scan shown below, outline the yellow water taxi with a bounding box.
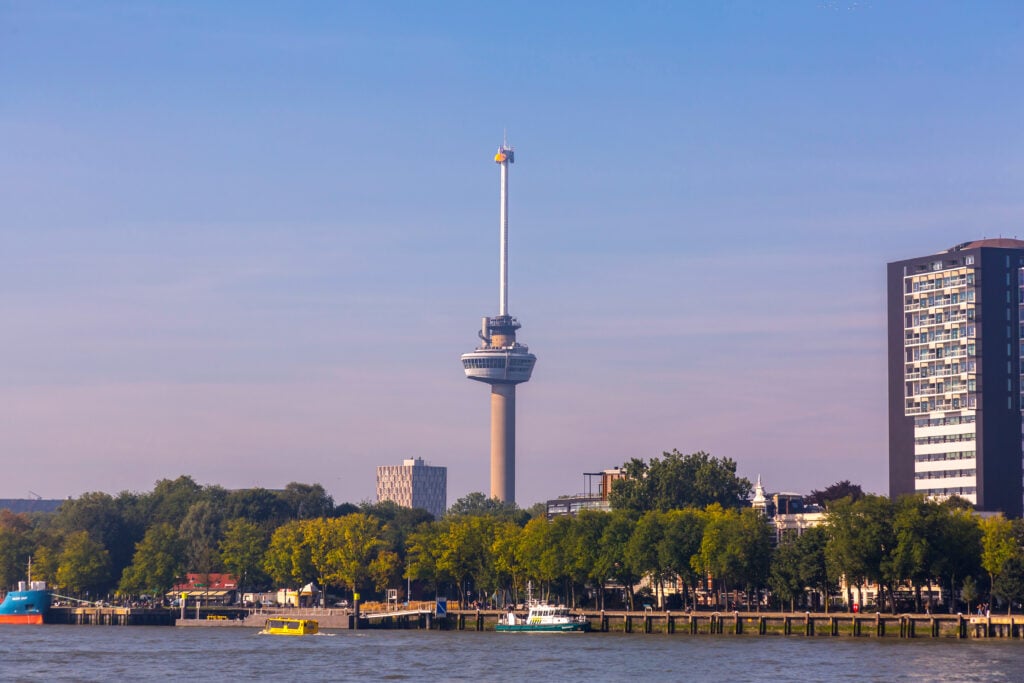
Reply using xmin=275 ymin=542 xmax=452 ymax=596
xmin=262 ymin=618 xmax=319 ymax=635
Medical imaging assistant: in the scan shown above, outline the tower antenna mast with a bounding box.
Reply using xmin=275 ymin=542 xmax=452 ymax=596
xmin=460 ymin=138 xmax=536 ymax=503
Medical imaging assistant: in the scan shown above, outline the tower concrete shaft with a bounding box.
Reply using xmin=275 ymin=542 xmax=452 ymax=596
xmin=490 ymin=384 xmax=515 ymax=502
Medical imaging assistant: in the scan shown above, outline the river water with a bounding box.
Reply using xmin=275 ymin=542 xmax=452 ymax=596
xmin=3 ymin=625 xmax=1024 ymax=682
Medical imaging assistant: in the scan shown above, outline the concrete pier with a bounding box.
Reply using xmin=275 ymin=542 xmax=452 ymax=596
xmin=47 ymin=607 xmax=174 ymax=626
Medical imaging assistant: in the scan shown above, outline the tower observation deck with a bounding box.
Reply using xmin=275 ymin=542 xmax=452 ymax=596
xmin=460 ymin=142 xmax=536 ymax=503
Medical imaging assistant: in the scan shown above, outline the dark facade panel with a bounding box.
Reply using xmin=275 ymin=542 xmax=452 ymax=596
xmin=888 ymin=260 xmax=915 ymax=500
xmin=887 ymin=243 xmax=1024 ymax=517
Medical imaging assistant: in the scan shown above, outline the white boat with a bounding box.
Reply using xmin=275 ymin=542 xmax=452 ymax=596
xmin=496 ymin=602 xmax=591 ymax=633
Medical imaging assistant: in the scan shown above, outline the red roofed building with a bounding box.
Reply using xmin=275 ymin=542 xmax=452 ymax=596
xmin=169 ymin=573 xmax=239 ymax=605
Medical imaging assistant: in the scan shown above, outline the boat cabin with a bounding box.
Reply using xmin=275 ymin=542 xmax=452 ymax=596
xmin=263 ymin=618 xmax=319 ymax=636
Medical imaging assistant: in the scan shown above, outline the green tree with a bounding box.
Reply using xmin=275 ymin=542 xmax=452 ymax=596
xmin=219 ymin=519 xmax=268 ymax=595
xmin=146 ymin=476 xmax=205 ymax=527
xmin=992 ymin=555 xmax=1024 ymax=614
xmin=610 ymin=450 xmax=751 ymax=512
xmin=569 ymin=510 xmax=611 ymax=609
xmin=694 ymin=506 xmax=772 ymax=610
xmin=434 ymin=515 xmax=498 ymax=605
xmin=770 ymin=535 xmax=804 ymax=611
xmin=31 ymin=543 xmax=60 ymax=587
xmin=334 ymin=513 xmax=388 ymax=596
xmin=297 ymin=515 xmax=399 ymax=601
xmin=961 ymin=575 xmax=980 ymax=612
xmin=795 ymin=526 xmax=832 ymax=611
xmin=52 ymin=492 xmax=138 ymax=588
xmin=598 ymin=510 xmax=641 ymax=610
xmin=808 ymin=480 xmax=864 ymax=508
xmin=446 ymin=492 xmax=526 ymax=523
xmin=825 ymin=495 xmax=896 ymax=612
xmin=524 ymin=502 xmax=548 ymax=520
xmin=301 ymin=517 xmax=346 ymax=605
xmin=980 ymin=515 xmax=1021 ymax=612
xmin=361 ymin=500 xmax=435 ymax=561
xmin=491 ymin=520 xmax=525 ymax=606
xmin=406 ymin=524 xmax=443 ymax=597
xmin=281 ymin=482 xmax=334 ymax=520
xmin=118 ymin=523 xmax=184 ymax=597
xmin=770 ymin=526 xmax=831 ymax=612
xmin=264 ymin=520 xmax=313 ymax=588
xmin=891 ymin=495 xmax=936 ymax=612
xmin=627 ymin=511 xmax=666 ymax=607
xmin=658 ymin=508 xmax=706 ymax=610
xmin=56 ymin=531 xmax=112 ymax=597
xmin=932 ymin=503 xmax=982 ymax=613
xmin=223 ymin=488 xmax=292 ymax=529
xmin=0 ymin=525 xmax=32 ymax=588
xmin=179 ymin=500 xmax=224 ymax=574
xmin=518 ymin=516 xmax=574 ymax=604
xmin=369 ymin=550 xmax=399 ymax=593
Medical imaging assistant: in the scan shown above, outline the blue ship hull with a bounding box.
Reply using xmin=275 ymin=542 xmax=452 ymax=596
xmin=0 ymin=589 xmax=51 ymax=624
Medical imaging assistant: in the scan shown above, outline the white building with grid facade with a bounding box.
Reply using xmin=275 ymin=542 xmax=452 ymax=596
xmin=376 ymin=458 xmax=447 ymax=519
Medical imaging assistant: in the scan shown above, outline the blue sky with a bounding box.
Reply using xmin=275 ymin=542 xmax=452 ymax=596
xmin=2 ymin=1 xmax=1022 ymax=506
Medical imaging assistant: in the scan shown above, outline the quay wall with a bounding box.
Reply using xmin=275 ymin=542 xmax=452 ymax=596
xmin=46 ymin=605 xmax=1024 ymax=640
xmin=446 ymin=608 xmax=1024 ymax=639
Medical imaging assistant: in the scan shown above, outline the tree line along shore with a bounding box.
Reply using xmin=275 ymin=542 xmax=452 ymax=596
xmin=2 ymin=451 xmax=1023 ymax=615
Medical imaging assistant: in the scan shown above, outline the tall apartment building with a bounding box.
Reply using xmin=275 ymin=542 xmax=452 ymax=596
xmin=375 ymin=458 xmax=447 ymax=519
xmin=888 ymin=238 xmax=1024 ymax=517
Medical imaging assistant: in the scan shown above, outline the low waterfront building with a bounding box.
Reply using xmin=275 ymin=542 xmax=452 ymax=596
xmin=168 ymin=573 xmax=238 ymax=605
xmin=274 ymin=583 xmax=318 ymax=607
xmin=545 ymin=468 xmax=624 ymax=518
xmin=751 ymin=477 xmax=826 ymax=544
xmin=0 ymin=498 xmax=63 ymax=513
